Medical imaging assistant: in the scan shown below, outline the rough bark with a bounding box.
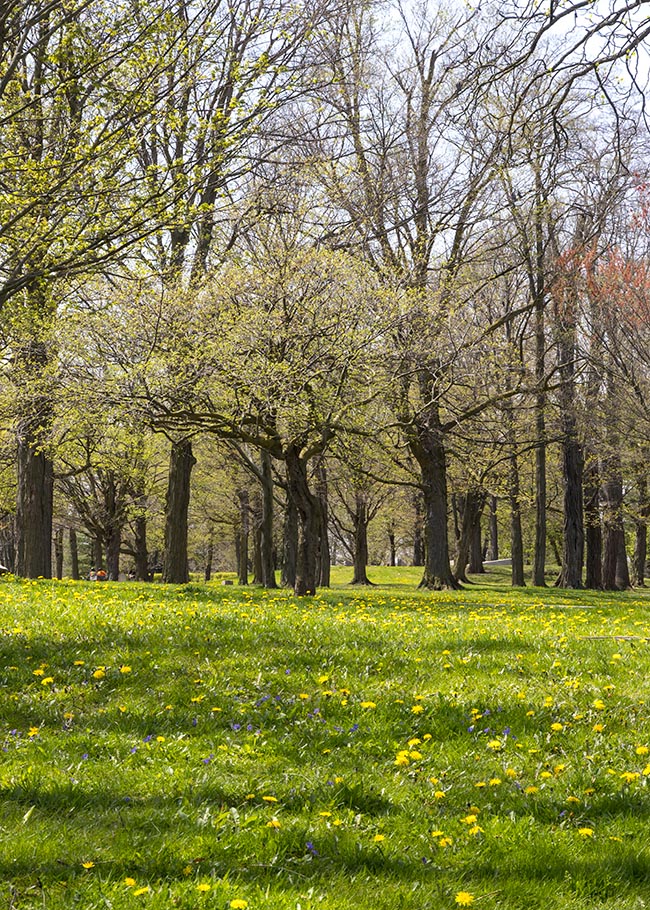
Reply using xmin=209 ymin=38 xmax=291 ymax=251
xmin=602 ymin=470 xmax=629 ymax=590
xmin=15 ymin=337 xmax=54 ymax=579
xmin=204 ymin=533 xmax=213 ymax=582
xmin=133 ymin=514 xmax=149 ymax=581
xmin=509 ymin=454 xmax=526 ymax=588
xmin=251 ymin=492 xmax=263 ymax=584
xmin=15 ymin=422 xmax=53 ymax=579
xmin=69 ymin=528 xmax=79 ymax=580
xmin=554 ymin=257 xmax=584 ymax=588
xmin=236 ymin=488 xmax=249 ymax=586
xmin=259 ymin=450 xmax=277 ymax=588
xmin=104 ymin=473 xmax=121 ymax=581
xmin=412 ymin=494 xmax=424 ymax=566
xmin=285 ymin=446 xmax=320 ymax=596
xmin=387 ymin=522 xmax=396 ymax=567
xmin=633 ymin=472 xmax=648 ymax=587
xmin=584 ymin=452 xmax=603 ymax=589
xmin=281 ymin=485 xmax=298 ymax=588
xmin=468 ymin=499 xmax=486 ymax=574
xmin=532 ymin=170 xmax=547 ymax=587
xmin=410 ymin=401 xmax=459 ymax=590
xmin=92 ymin=536 xmax=104 ymax=571
xmin=316 ymin=462 xmax=330 ymax=588
xmin=350 ymin=492 xmax=372 ymax=585
xmin=162 ymin=439 xmax=196 ymax=584
xmin=454 ymin=490 xmax=485 ymax=582
xmin=54 ymin=528 xmax=64 ymax=580
xmin=488 ymin=495 xmax=499 ymax=561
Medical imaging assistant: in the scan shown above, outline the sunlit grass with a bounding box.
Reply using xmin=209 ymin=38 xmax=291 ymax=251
xmin=1 ymin=574 xmax=650 ymax=908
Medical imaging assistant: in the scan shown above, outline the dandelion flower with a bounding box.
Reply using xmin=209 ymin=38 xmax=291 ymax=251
xmin=455 ymin=891 xmax=475 ymax=906
xmin=124 ymin=878 xmax=137 ymax=887
xmin=120 ymin=665 xmax=132 ymax=674
xmin=373 ymin=834 xmax=385 ymax=842
xmin=578 ymin=827 xmax=594 ymax=837
xmin=411 ymin=705 xmax=424 ymax=714
xmin=133 ymin=887 xmax=149 ymax=896
xmin=196 ymin=883 xmax=211 ymax=892
xmin=81 ymin=861 xmax=95 ymax=869
xmin=230 ymin=901 xmax=248 ymax=910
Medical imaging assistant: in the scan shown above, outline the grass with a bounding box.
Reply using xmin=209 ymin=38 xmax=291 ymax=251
xmin=1 ymin=571 xmax=650 ymax=909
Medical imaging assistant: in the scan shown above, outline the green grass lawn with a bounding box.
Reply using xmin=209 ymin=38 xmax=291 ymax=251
xmin=2 ymin=572 xmax=650 ymax=908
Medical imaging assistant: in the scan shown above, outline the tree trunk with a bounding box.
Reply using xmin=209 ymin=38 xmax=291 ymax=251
xmin=163 ymin=438 xmax=196 ymax=584
xmin=15 ymin=428 xmax=53 ymax=579
xmin=468 ymin=516 xmax=485 ymax=574
xmin=584 ymin=452 xmax=602 ymax=589
xmin=260 ymin=450 xmax=277 ymax=588
xmin=411 ymin=407 xmax=459 ymax=590
xmin=387 ymin=522 xmax=396 ymax=567
xmin=285 ymin=446 xmax=320 ymax=596
xmin=316 ymin=461 xmax=330 ymax=588
xmin=69 ymin=528 xmax=79 ymax=580
xmin=204 ymin=533 xmax=213 ymax=582
xmin=488 ymin=495 xmax=498 ymax=561
xmin=454 ymin=490 xmax=485 ymax=581
xmin=412 ymin=494 xmax=424 ymax=566
xmin=92 ymin=536 xmax=104 ymax=571
xmin=533 ymin=362 xmax=547 ymax=585
xmin=633 ymin=472 xmax=648 ymax=587
xmin=281 ymin=485 xmax=298 ymax=588
xmin=350 ymin=492 xmax=372 ymax=585
xmin=106 ymin=525 xmax=121 ymax=581
xmin=104 ymin=472 xmax=121 ymax=581
xmin=532 ymin=171 xmax=547 ymax=587
xmin=236 ymin=488 xmax=249 ymax=586
xmin=54 ymin=528 xmax=64 ymax=580
xmin=133 ymin=514 xmax=149 ymax=581
xmin=15 ymin=338 xmax=53 ymax=580
xmin=251 ymin=492 xmax=263 ymax=584
xmin=554 ymin=298 xmax=584 ymax=588
xmin=602 ymin=476 xmax=628 ymax=590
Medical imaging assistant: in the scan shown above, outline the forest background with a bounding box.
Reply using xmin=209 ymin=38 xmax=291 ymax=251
xmin=2 ymin=0 xmax=650 ymax=597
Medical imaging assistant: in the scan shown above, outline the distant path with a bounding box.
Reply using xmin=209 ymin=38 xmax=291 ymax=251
xmin=483 ymin=559 xmax=512 ymax=566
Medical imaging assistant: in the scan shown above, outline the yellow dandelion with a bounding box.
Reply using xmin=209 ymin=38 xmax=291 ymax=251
xmin=411 ymin=705 xmax=424 ymax=714
xmin=262 ymin=795 xmax=278 ymax=802
xmin=455 ymin=891 xmax=475 ymax=906
xmin=487 ymin=739 xmax=502 ymax=751
xmin=133 ymin=887 xmax=149 ymax=896
xmin=360 ymin=701 xmax=376 ymax=709
xmin=124 ymin=877 xmax=137 ymax=887
xmin=120 ymin=665 xmax=131 ymax=673
xmin=578 ymin=827 xmax=594 ymax=837
xmin=373 ymin=834 xmax=385 ymax=842
xmin=267 ymin=819 xmax=281 ymax=828
xmin=196 ymin=883 xmax=211 ymax=892
xmin=636 ymin=746 xmax=649 ymax=755
xmin=230 ymin=901 xmax=248 ymax=910
xmin=81 ymin=861 xmax=95 ymax=869
xmin=550 ymin=723 xmax=563 ymax=732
